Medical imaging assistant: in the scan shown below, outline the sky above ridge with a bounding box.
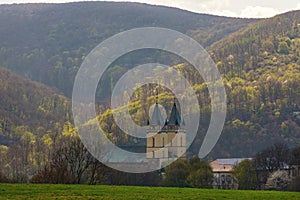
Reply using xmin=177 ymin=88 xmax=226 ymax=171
xmin=0 ymin=0 xmax=299 ymax=18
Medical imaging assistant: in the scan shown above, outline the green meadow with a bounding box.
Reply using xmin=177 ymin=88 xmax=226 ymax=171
xmin=0 ymin=184 xmax=299 ymax=200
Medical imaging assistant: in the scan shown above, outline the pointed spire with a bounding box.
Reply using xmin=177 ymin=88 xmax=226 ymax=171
xmin=150 ymin=89 xmax=164 ymax=126
xmin=168 ymin=99 xmax=182 ymax=126
xmin=150 ymin=104 xmax=164 ymax=126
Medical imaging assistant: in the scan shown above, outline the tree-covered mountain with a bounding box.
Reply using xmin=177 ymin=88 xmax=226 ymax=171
xmin=93 ymin=10 xmax=300 ymax=159
xmin=0 ymin=2 xmax=300 ymax=160
xmin=0 ymin=2 xmax=256 ymax=97
xmin=0 ymin=67 xmax=70 ymax=146
xmin=204 ymin=10 xmax=300 ymax=157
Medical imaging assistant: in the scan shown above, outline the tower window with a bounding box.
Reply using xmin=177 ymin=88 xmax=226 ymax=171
xmin=152 ymin=137 xmax=155 ymax=147
xmin=163 ymin=137 xmax=165 ymax=147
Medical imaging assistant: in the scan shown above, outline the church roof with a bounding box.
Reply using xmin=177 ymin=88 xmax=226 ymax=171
xmin=150 ymin=103 xmax=164 ymax=126
xmin=168 ymin=102 xmax=181 ymax=126
xmin=209 ymin=158 xmax=252 ymax=173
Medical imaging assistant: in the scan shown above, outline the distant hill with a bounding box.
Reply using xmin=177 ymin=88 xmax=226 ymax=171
xmin=209 ymin=10 xmax=300 ymax=73
xmin=96 ymin=10 xmax=300 ymax=158
xmin=201 ymin=10 xmax=300 ymax=157
xmin=0 ymin=67 xmax=70 ymax=146
xmin=1 ymin=2 xmax=300 ymax=158
xmin=0 ymin=2 xmax=256 ymax=97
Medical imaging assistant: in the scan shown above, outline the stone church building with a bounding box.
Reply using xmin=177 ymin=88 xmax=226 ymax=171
xmin=104 ymin=98 xmax=186 ymax=171
xmin=146 ymin=99 xmax=186 ymax=167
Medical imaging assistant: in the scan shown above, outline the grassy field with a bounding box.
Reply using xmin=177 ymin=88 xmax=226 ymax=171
xmin=0 ymin=184 xmax=299 ymax=199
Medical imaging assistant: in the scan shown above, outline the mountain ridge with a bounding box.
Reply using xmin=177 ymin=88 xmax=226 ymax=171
xmin=1 ymin=2 xmax=300 ymax=158
xmin=0 ymin=2 xmax=257 ymax=97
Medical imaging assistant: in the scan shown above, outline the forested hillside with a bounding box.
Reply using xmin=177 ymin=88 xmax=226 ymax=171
xmin=0 ymin=67 xmax=70 ymax=146
xmin=0 ymin=2 xmax=300 ymax=160
xmin=94 ymin=10 xmax=300 ymax=158
xmin=0 ymin=2 xmax=256 ymax=97
xmin=206 ymin=10 xmax=300 ymax=157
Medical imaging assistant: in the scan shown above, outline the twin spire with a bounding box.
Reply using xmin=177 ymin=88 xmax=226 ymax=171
xmin=149 ymin=91 xmax=182 ymax=127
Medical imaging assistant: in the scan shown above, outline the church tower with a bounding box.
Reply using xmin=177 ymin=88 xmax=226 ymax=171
xmin=146 ymin=97 xmax=186 ymax=165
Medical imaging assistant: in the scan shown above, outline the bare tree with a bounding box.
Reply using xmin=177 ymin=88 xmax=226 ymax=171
xmin=62 ymin=136 xmax=93 ymax=184
xmin=254 ymin=143 xmax=291 ymax=186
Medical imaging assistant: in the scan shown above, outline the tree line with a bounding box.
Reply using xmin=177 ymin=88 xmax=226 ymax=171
xmin=0 ymin=123 xmax=299 ymax=192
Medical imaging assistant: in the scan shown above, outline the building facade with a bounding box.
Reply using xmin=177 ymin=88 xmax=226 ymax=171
xmin=146 ymin=100 xmax=186 ymax=167
xmin=209 ymin=158 xmax=251 ymax=189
